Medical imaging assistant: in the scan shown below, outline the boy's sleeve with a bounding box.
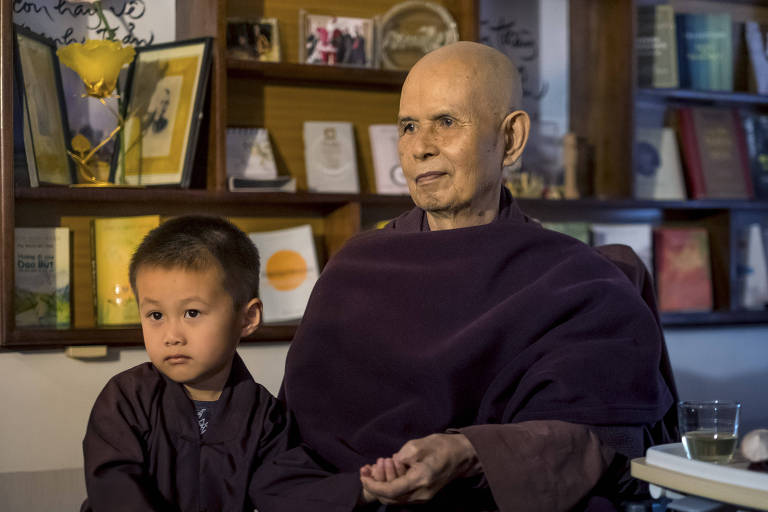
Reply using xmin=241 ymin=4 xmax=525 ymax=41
xmin=248 ymin=392 xmax=363 ymax=512
xmin=81 ymin=376 xmax=171 ymax=512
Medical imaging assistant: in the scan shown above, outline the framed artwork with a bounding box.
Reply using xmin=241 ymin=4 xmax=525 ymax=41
xmin=12 ymin=24 xmax=75 ymax=185
xmin=226 ymin=18 xmax=281 ymax=62
xmin=116 ymin=38 xmax=212 ymax=187
xmin=299 ymin=10 xmax=374 ymax=68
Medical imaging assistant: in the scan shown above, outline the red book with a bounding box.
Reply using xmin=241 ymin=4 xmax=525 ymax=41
xmin=654 ymin=227 xmax=713 ymax=312
xmin=676 ymin=107 xmax=754 ymax=199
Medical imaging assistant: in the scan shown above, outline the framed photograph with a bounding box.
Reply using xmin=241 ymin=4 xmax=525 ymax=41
xmin=116 ymin=38 xmax=212 ymax=187
xmin=227 ymin=18 xmax=281 ymax=62
xmin=12 ymin=24 xmax=75 ymax=185
xmin=299 ymin=10 xmax=374 ymax=68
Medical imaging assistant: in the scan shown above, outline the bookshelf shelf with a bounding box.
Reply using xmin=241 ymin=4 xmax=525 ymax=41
xmin=661 ymin=310 xmax=768 ymax=327
xmin=636 ymin=87 xmax=768 ymax=106
xmin=5 ymin=324 xmax=298 ymax=350
xmin=10 ymin=308 xmax=767 ymax=350
xmin=226 ymin=60 xmax=408 ymax=90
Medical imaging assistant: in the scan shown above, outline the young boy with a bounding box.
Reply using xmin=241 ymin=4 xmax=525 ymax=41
xmin=81 ymin=215 xmax=366 ymax=512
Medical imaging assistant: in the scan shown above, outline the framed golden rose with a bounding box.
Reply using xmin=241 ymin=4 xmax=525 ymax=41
xmin=115 ymin=38 xmax=212 ymax=187
xmin=12 ymin=24 xmax=75 ymax=185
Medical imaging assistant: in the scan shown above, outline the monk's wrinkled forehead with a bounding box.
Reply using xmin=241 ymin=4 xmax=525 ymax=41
xmin=400 ymin=41 xmax=521 ymax=118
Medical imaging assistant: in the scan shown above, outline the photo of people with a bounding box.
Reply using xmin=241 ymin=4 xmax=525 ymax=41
xmin=301 ymin=13 xmax=373 ymax=67
xmin=226 ymin=18 xmax=280 ymax=62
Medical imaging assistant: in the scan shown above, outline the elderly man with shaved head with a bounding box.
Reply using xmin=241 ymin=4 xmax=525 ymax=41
xmin=276 ymin=42 xmax=675 ymax=511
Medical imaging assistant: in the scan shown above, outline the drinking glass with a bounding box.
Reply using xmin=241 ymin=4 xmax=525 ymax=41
xmin=678 ymin=400 xmax=741 ymax=464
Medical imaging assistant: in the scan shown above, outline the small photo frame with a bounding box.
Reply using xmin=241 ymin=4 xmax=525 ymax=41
xmin=117 ymin=38 xmax=212 ymax=187
xmin=12 ymin=24 xmax=75 ymax=185
xmin=226 ymin=18 xmax=281 ymax=62
xmin=299 ymin=10 xmax=375 ymax=68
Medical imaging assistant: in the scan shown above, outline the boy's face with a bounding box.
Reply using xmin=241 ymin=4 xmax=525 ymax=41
xmin=135 ymin=264 xmax=261 ymax=401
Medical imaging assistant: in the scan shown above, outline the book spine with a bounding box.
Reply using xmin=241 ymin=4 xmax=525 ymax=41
xmin=733 ymin=110 xmax=755 ymax=199
xmin=675 ymin=13 xmax=690 ymax=88
xmin=90 ymin=219 xmax=99 ymax=325
xmin=676 ymin=108 xmax=707 ymax=198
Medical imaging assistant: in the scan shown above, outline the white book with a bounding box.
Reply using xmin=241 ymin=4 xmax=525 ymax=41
xmin=369 ymin=124 xmax=409 ymax=195
xmin=591 ymin=223 xmax=653 ymax=274
xmin=248 ymin=225 xmax=319 ymax=323
xmin=226 ymin=127 xmax=278 ymax=179
xmin=740 ymin=223 xmax=768 ymax=310
xmin=303 ymin=121 xmax=359 ymax=193
xmin=634 ymin=127 xmax=686 ymax=200
xmin=14 ymin=227 xmax=70 ymax=328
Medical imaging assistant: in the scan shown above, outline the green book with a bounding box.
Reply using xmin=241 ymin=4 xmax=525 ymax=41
xmin=14 ymin=227 xmax=70 ymax=328
xmin=678 ymin=12 xmax=732 ymax=91
xmin=637 ymin=5 xmax=679 ymax=88
xmin=542 ymin=222 xmax=591 ymax=245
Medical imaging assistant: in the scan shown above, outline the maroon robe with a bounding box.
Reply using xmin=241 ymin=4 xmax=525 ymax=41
xmin=81 ymin=353 xmax=361 ymax=512
xmin=281 ymin=189 xmax=675 ymax=511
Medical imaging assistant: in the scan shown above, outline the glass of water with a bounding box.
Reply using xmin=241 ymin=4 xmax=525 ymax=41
xmin=678 ymin=400 xmax=741 ymax=464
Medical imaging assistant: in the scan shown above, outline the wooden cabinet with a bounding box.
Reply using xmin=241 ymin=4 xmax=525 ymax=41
xmin=1 ymin=0 xmax=768 ymax=350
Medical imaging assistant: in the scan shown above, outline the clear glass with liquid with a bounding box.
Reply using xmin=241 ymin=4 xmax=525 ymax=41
xmin=677 ymin=400 xmax=741 ymax=464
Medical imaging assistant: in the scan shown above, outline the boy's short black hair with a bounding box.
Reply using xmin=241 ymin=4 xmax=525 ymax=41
xmin=129 ymin=215 xmax=260 ymax=308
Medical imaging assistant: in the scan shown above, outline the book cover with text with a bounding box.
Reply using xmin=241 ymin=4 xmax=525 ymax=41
xmin=654 ymin=227 xmax=713 ymax=312
xmin=14 ymin=227 xmax=70 ymax=328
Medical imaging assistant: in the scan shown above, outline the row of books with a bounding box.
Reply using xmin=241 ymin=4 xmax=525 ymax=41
xmin=226 ymin=123 xmax=409 ymax=195
xmin=635 ymin=107 xmax=768 ymax=200
xmin=544 ymin=222 xmax=768 ymax=313
xmin=14 ymin=219 xmax=321 ymax=329
xmin=637 ymin=5 xmax=767 ymax=93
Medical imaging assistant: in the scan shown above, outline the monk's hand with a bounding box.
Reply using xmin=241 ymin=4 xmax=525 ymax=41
xmin=360 ymin=433 xmax=482 ymax=504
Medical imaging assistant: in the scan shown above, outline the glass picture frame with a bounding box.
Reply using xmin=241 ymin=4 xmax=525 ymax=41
xmin=12 ymin=24 xmax=75 ymax=186
xmin=226 ymin=18 xmax=281 ymax=62
xmin=299 ymin=10 xmax=375 ymax=68
xmin=115 ymin=37 xmax=212 ymax=187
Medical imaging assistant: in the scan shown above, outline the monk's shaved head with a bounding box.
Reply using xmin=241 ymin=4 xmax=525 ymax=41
xmin=397 ymin=41 xmax=529 ymax=231
xmin=402 ymin=41 xmax=522 ymax=122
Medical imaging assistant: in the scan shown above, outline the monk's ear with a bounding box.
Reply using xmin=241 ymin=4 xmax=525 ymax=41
xmin=501 ymin=110 xmax=530 ymax=167
xmin=240 ymin=298 xmax=262 ymax=338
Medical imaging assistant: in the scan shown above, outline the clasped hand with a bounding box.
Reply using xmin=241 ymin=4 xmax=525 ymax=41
xmin=359 ymin=433 xmax=481 ymax=505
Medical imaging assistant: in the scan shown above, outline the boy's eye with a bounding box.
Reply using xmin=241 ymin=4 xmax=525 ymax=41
xmin=148 ymin=312 xmax=162 ymax=321
xmin=184 ymin=309 xmax=200 ymax=319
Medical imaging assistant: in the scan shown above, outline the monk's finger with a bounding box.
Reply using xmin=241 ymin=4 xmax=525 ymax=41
xmin=383 ymin=458 xmax=397 ymax=481
xmin=394 ymin=457 xmax=408 ymax=477
xmin=360 ymin=472 xmax=419 ymax=501
xmin=371 ymin=458 xmax=385 ymax=481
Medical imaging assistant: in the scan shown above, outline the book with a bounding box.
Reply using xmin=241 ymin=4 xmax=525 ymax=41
xmin=591 ymin=223 xmax=653 ymax=273
xmin=634 ymin=127 xmax=686 ymax=200
xmin=736 ymin=223 xmax=768 ymax=310
xmin=542 ymin=222 xmax=591 ymax=245
xmin=92 ymin=215 xmax=162 ymax=326
xmin=226 ymin=127 xmax=278 ymax=180
xmin=636 ymin=5 xmax=679 ymax=88
xmin=741 ymin=112 xmax=768 ymax=199
xmin=303 ymin=121 xmax=360 ymax=193
xmin=14 ymin=227 xmax=70 ymax=328
xmin=248 ymin=225 xmax=319 ymax=323
xmin=369 ymin=124 xmax=409 ymax=195
xmin=745 ymin=21 xmax=768 ymax=95
xmin=228 ymin=175 xmax=297 ymax=192
xmin=653 ymin=227 xmax=713 ymax=312
xmin=676 ymin=12 xmax=733 ymax=91
xmin=676 ymin=107 xmax=753 ymax=199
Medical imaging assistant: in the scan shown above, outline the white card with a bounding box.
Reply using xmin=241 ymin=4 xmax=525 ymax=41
xmin=303 ymin=121 xmax=359 ymax=193
xmin=369 ymin=124 xmax=408 ymax=195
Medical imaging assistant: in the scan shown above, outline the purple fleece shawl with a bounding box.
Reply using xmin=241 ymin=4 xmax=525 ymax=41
xmin=282 ymin=189 xmax=673 ymax=474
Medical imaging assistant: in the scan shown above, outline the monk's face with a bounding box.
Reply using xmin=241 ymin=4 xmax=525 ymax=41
xmin=397 ymin=58 xmax=505 ymax=215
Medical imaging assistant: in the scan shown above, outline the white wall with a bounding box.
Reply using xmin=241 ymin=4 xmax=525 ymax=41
xmin=0 ymin=342 xmax=289 ymax=473
xmin=1 ymin=327 xmax=767 ymax=474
